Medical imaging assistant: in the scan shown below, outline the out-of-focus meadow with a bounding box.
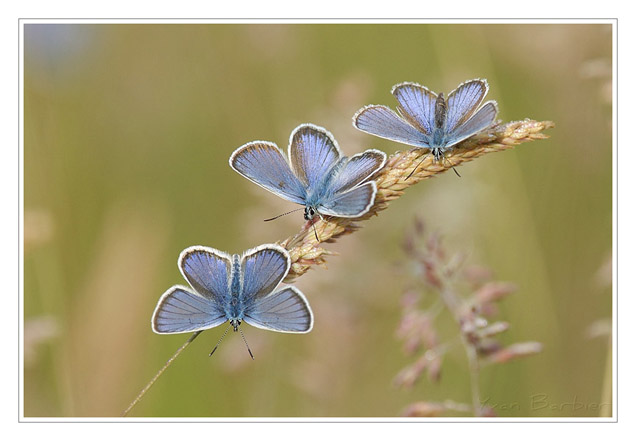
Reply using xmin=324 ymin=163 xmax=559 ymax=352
xmin=23 ymin=23 xmax=612 ymax=417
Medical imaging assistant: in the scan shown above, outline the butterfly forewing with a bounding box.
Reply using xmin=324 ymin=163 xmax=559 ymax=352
xmin=179 ymin=246 xmax=232 ymax=302
xmin=152 ymin=286 xmax=228 ymax=334
xmin=391 ymin=82 xmax=438 ymax=134
xmin=445 ymin=79 xmax=488 ymax=132
xmin=230 ymin=142 xmax=306 ymax=205
xmin=289 ymin=124 xmax=342 ymax=188
xmin=244 ymin=286 xmax=314 ymax=333
xmin=353 ymin=105 xmax=430 ymax=147
xmin=241 ymin=245 xmax=290 ymax=302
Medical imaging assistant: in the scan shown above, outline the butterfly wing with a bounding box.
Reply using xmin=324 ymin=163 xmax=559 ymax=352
xmin=230 ymin=141 xmax=306 ymax=205
xmin=391 ymin=82 xmax=438 ymax=134
xmin=178 ymin=246 xmax=232 ymax=304
xmin=445 ymin=79 xmax=489 ymax=132
xmin=240 ymin=244 xmax=290 ymax=302
xmin=152 ymin=285 xmax=227 ymax=334
xmin=327 ymin=149 xmax=386 ymax=195
xmin=289 ymin=124 xmax=342 ymax=189
xmin=446 ymin=101 xmax=498 ymax=145
xmin=244 ymin=286 xmax=314 ymax=333
xmin=319 ymin=181 xmax=377 ymax=218
xmin=353 ymin=105 xmax=430 ymax=148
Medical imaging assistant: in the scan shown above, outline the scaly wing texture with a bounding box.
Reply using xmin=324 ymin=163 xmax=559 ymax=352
xmin=353 ymin=105 xmax=430 ymax=147
xmin=244 ymin=286 xmax=313 ymax=333
xmin=230 ymin=141 xmax=306 ymax=205
xmin=179 ymin=246 xmax=232 ymax=304
xmin=328 ymin=150 xmax=387 ymax=195
xmin=289 ymin=124 xmax=342 ymax=188
xmin=445 ymin=79 xmax=488 ymax=132
xmin=391 ymin=82 xmax=438 ymax=134
xmin=152 ymin=286 xmax=227 ymax=334
xmin=448 ymin=101 xmax=498 ymax=145
xmin=319 ymin=181 xmax=377 ymax=218
xmin=241 ymin=244 xmax=290 ymax=301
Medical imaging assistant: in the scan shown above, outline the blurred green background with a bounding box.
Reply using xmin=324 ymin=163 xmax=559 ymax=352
xmin=23 ymin=23 xmax=612 ymax=417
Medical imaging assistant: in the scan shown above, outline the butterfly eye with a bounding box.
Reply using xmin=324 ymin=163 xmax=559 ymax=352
xmin=304 ymin=206 xmax=316 ymax=220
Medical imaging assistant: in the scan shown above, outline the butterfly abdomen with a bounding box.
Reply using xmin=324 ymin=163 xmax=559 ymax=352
xmin=431 ymin=93 xmax=450 ymax=149
xmin=434 ymin=92 xmax=447 ymax=129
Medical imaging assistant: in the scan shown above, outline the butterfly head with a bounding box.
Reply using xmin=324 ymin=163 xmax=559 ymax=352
xmin=230 ymin=318 xmax=242 ymax=331
xmin=431 ymin=147 xmax=445 ymax=162
xmin=304 ymin=205 xmax=317 ymax=221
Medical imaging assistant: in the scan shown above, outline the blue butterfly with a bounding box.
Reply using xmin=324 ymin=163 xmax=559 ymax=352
xmin=152 ymin=244 xmax=313 ymax=358
xmin=353 ymin=79 xmax=498 ymax=175
xmin=230 ymin=123 xmax=387 ymax=223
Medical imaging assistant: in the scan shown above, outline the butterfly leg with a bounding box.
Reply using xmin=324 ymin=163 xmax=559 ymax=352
xmin=406 ymin=150 xmax=431 ymax=180
xmin=302 ymin=212 xmax=323 ymax=242
xmin=313 ymin=213 xmax=326 ymax=242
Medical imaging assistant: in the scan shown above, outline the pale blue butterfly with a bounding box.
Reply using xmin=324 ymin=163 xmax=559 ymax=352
xmin=353 ymin=79 xmax=498 ymax=177
xmin=152 ymin=244 xmax=313 ymax=358
xmin=230 ymin=123 xmax=387 ymax=223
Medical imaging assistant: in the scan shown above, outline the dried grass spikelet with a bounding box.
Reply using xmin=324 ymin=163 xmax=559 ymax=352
xmin=281 ymin=118 xmax=555 ymax=283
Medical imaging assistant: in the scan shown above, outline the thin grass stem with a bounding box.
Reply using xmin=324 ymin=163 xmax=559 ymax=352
xmin=122 ymin=331 xmax=202 ymax=417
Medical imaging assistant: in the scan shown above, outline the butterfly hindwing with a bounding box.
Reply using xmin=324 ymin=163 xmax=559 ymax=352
xmin=244 ymin=286 xmax=313 ymax=333
xmin=152 ymin=285 xmax=227 ymax=334
xmin=328 ymin=150 xmax=386 ymax=195
xmin=448 ymin=101 xmax=498 ymax=143
xmin=319 ymin=181 xmax=377 ymax=218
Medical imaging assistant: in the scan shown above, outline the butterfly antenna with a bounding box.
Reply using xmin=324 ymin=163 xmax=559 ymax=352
xmin=441 ymin=151 xmax=461 ymax=178
xmin=209 ymin=324 xmax=231 ymax=357
xmin=405 ymin=152 xmax=429 ymax=180
xmin=238 ymin=327 xmax=255 ymax=360
xmin=263 ymin=207 xmax=304 ymax=222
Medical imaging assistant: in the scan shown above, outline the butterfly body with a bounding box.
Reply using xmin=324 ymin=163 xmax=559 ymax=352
xmin=230 ymin=124 xmax=387 ymax=222
xmin=427 ymin=92 xmax=460 ymax=161
xmin=224 ymin=255 xmax=246 ymax=330
xmin=353 ymin=79 xmax=498 ymax=168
